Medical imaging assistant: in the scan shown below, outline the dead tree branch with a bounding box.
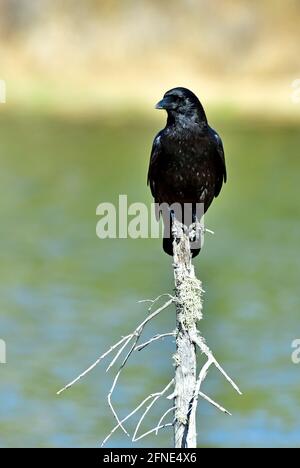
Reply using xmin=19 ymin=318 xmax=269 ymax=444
xmin=57 ymin=223 xmax=241 ymax=447
xmin=171 ymin=219 xmax=241 ymax=448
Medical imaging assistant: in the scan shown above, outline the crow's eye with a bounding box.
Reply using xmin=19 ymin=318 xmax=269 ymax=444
xmin=172 ymin=95 xmax=181 ymax=103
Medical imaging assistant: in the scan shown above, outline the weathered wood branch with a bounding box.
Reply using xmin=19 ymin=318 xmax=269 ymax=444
xmin=172 ymin=220 xmax=203 ymax=448
xmin=57 ymin=222 xmax=241 ymax=448
xmin=172 ymin=219 xmax=241 ymax=448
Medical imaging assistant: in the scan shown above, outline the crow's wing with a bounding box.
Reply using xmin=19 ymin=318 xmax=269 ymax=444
xmin=209 ymin=127 xmax=227 ymax=197
xmin=147 ymin=132 xmax=163 ymax=200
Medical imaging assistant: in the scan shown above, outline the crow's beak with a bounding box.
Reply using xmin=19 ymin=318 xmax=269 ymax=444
xmin=155 ymin=98 xmax=166 ymax=110
xmin=155 ymin=95 xmax=174 ymax=110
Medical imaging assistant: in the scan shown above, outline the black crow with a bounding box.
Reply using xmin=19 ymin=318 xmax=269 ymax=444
xmin=147 ymin=87 xmax=226 ymax=257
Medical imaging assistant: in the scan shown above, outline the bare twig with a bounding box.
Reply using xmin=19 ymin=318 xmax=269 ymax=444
xmin=138 ymin=294 xmax=174 ymax=309
xmin=107 ymin=335 xmax=142 ymax=437
xmin=135 ymin=332 xmax=175 ymax=352
xmin=101 ymin=392 xmax=155 ymax=447
xmin=156 ymin=406 xmax=176 ymax=435
xmin=101 ymin=379 xmax=174 ymax=447
xmin=132 ymin=422 xmax=174 ymax=442
xmin=56 ymin=334 xmax=131 ymax=395
xmin=102 ymin=302 xmax=174 ymax=438
xmin=191 ymin=332 xmax=242 ymax=395
xmin=199 ymin=392 xmax=231 ymax=416
xmin=189 ymin=358 xmax=213 ymax=431
xmin=107 ymin=299 xmax=174 ymax=372
xmin=57 ymin=298 xmax=173 ymax=396
xmin=132 ymin=379 xmax=174 ymax=442
xmin=106 ymin=334 xmax=133 ymax=372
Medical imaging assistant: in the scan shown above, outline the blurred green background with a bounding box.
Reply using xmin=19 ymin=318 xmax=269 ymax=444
xmin=0 ymin=0 xmax=300 ymax=448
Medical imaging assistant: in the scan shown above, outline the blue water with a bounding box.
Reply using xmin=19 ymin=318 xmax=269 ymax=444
xmin=0 ymin=113 xmax=300 ymax=447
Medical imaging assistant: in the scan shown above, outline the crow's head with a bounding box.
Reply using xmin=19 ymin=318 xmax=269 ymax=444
xmin=155 ymin=87 xmax=207 ymax=125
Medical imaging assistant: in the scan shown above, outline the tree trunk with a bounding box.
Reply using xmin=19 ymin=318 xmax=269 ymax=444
xmin=172 ymin=221 xmax=203 ymax=448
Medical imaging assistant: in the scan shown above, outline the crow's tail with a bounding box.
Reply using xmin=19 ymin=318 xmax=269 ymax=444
xmin=162 ymin=210 xmax=201 ymax=258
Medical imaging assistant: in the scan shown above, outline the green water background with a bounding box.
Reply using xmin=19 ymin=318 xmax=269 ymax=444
xmin=0 ymin=111 xmax=299 ymax=447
